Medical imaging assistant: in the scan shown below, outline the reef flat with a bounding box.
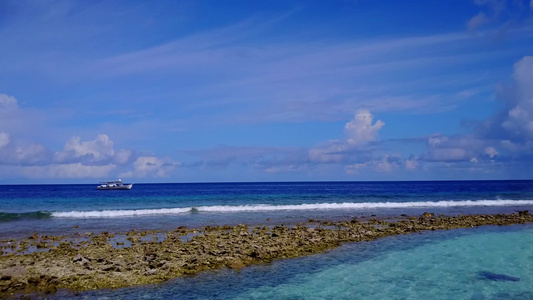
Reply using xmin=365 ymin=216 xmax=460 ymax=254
xmin=0 ymin=211 xmax=531 ymax=298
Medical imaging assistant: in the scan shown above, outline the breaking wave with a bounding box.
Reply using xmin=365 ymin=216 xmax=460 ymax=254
xmin=51 ymin=207 xmax=191 ymax=218
xmin=47 ymin=200 xmax=533 ymax=218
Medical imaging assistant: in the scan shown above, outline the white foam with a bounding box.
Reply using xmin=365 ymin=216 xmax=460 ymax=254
xmin=52 ymin=207 xmax=191 ymax=218
xmin=51 ymin=200 xmax=533 ymax=218
xmin=195 ymin=200 xmax=533 ymax=212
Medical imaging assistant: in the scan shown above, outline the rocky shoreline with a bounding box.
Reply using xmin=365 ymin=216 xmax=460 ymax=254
xmin=1 ymin=211 xmax=531 ymax=298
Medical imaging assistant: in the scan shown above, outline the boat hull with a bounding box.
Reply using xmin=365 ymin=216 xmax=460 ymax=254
xmin=97 ymin=184 xmax=133 ymax=190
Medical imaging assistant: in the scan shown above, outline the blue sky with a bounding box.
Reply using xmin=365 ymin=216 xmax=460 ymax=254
xmin=1 ymin=0 xmax=532 ymax=183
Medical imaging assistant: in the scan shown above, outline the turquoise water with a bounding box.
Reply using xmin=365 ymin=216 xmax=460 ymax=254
xmin=67 ymin=224 xmax=532 ymax=300
xmin=3 ymin=182 xmax=531 ymax=298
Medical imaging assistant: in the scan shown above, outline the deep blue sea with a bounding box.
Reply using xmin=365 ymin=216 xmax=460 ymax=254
xmin=1 ymin=180 xmax=532 ymax=299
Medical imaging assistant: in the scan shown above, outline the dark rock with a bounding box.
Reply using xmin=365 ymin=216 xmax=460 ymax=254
xmin=478 ymin=271 xmax=520 ymax=282
xmin=43 ymin=285 xmax=57 ymax=294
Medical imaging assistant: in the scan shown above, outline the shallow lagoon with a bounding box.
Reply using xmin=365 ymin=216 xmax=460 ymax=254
xmin=62 ymin=224 xmax=532 ymax=300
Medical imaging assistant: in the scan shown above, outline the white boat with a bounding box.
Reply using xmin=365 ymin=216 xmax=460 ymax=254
xmin=97 ymin=179 xmax=133 ymax=190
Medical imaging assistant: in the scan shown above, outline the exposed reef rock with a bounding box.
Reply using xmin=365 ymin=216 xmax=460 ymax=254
xmin=0 ymin=211 xmax=531 ymax=298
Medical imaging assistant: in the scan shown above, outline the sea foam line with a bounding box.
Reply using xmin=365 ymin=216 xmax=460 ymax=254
xmin=50 ymin=200 xmax=533 ymax=218
xmin=196 ymin=200 xmax=533 ymax=212
xmin=51 ymin=207 xmax=191 ymax=218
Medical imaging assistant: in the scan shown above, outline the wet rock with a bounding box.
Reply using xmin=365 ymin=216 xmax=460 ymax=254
xmin=227 ymin=259 xmax=245 ymax=269
xmin=2 ymin=266 xmax=27 ymax=278
xmin=72 ymin=254 xmax=89 ymax=264
xmin=43 ymin=285 xmax=57 ymax=294
xmin=421 ymin=212 xmax=434 ymax=218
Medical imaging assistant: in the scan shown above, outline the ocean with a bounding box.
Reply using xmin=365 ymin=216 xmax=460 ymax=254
xmin=1 ymin=180 xmax=532 ymax=299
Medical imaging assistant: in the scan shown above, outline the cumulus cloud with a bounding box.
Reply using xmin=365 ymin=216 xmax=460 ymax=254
xmin=405 ymin=158 xmax=419 ymax=170
xmin=113 ymin=149 xmax=134 ymax=164
xmin=57 ymin=134 xmax=115 ymax=162
xmin=0 ymin=132 xmax=9 ymax=149
xmin=499 ymin=56 xmax=533 ymax=139
xmin=0 ymin=139 xmax=52 ymax=166
xmin=120 ymin=156 xmax=178 ymax=178
xmin=305 ymin=109 xmax=397 ymax=175
xmin=344 ymin=109 xmax=385 ymax=145
xmin=476 ymin=56 xmax=533 ymax=144
xmin=0 ymin=131 xmax=176 ymax=180
xmin=0 ymin=94 xmax=48 ymax=139
xmin=308 ymin=142 xmax=349 ymax=163
xmin=14 ymin=143 xmax=51 ymax=164
xmin=345 ymin=155 xmax=400 ymax=174
xmin=22 ymin=163 xmax=117 ymax=179
xmin=484 ymin=146 xmax=498 ymax=158
xmin=421 ymin=55 xmax=533 ymax=173
xmin=307 ymin=109 xmax=383 ymax=166
xmin=0 ymin=94 xmax=18 ymax=109
xmin=428 ymin=133 xmax=448 ymax=146
xmin=265 ymin=165 xmax=305 ymax=173
xmin=188 ymin=110 xmax=387 ymax=175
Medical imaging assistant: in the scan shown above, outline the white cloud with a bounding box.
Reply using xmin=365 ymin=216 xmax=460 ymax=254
xmin=345 ymin=109 xmax=385 ymax=145
xmin=0 ymin=131 xmax=177 ymax=180
xmin=14 ymin=143 xmax=50 ymax=164
xmin=499 ymin=56 xmax=533 ymax=139
xmin=345 ymin=163 xmax=368 ymax=174
xmin=60 ymin=134 xmax=115 ymax=161
xmin=484 ymin=146 xmax=498 ymax=158
xmin=0 ymin=94 xmax=52 ymax=144
xmin=0 ymin=136 xmax=52 ymax=165
xmin=422 ymin=55 xmax=533 ymax=170
xmin=22 ymin=163 xmax=117 ymax=178
xmin=405 ymin=158 xmax=419 ymax=170
xmin=0 ymin=132 xmax=9 ymax=149
xmin=308 ymin=142 xmax=348 ymax=163
xmin=113 ymin=149 xmax=134 ymax=164
xmin=0 ymin=94 xmax=18 ymax=109
xmin=120 ymin=156 xmax=177 ymax=178
xmin=428 ymin=133 xmax=448 ymax=146
xmin=265 ymin=165 xmax=304 ymax=173
xmin=307 ymin=109 xmax=385 ymax=166
xmin=345 ymin=155 xmax=400 ymax=173
xmin=375 ymin=157 xmax=393 ymax=172
xmin=53 ymin=134 xmax=137 ymax=166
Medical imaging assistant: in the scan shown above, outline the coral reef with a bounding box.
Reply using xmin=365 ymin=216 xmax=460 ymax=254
xmin=0 ymin=211 xmax=530 ymax=298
